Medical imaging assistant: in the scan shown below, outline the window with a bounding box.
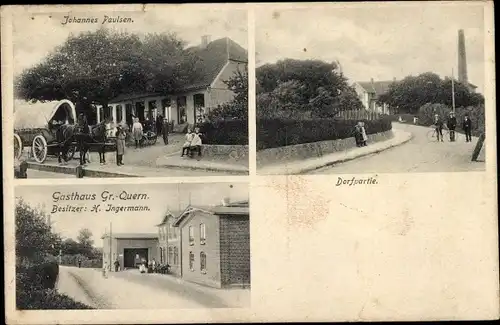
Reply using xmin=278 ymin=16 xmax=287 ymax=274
xmin=173 ymin=246 xmax=179 ymax=265
xmin=200 ymin=252 xmax=207 ymax=273
xmin=167 ymin=223 xmax=171 ymax=239
xmin=170 ymin=223 xmax=175 ymax=239
xmin=162 ymin=248 xmax=167 ymax=264
xmin=200 ymin=223 xmax=206 ymax=245
xmin=189 ymin=226 xmax=194 ymax=245
xmin=189 ymin=252 xmax=195 ymax=271
xmin=168 ymin=247 xmax=173 ymax=264
xmin=159 ymin=247 xmax=163 ymax=263
xmin=116 ymin=105 xmax=123 ymax=123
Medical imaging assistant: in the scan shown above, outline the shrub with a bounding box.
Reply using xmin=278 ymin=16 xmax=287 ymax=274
xmin=16 ymin=265 xmax=93 ymax=310
xmin=199 ymin=120 xmax=248 ymax=145
xmin=257 ymin=117 xmax=392 ymax=150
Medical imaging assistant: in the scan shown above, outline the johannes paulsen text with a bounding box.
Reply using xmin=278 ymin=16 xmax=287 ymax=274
xmin=62 ymin=15 xmax=134 ymax=25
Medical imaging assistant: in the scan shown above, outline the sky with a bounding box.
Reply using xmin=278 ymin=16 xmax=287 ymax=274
xmin=12 ymin=5 xmax=248 ymax=78
xmin=256 ymin=3 xmax=486 ymax=94
xmin=15 ymin=182 xmax=249 ymax=247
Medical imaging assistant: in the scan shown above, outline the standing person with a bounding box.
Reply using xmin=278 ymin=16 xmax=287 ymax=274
xmin=162 ymin=118 xmax=170 ymax=145
xmin=181 ymin=128 xmax=193 ymax=157
xmin=156 ymin=115 xmax=163 ymax=136
xmin=354 ymin=122 xmax=362 ymax=147
xmin=132 ymin=117 xmax=143 ymax=149
xmin=102 ymin=262 xmax=108 ymax=278
xmin=360 ymin=122 xmax=368 ymax=146
xmin=114 ymin=259 xmax=120 ymax=272
xmin=434 ymin=114 xmax=444 ymax=142
xmin=115 ymin=125 xmax=126 ymax=166
xmin=463 ymin=114 xmax=473 ymax=142
xmin=78 ymin=258 xmax=82 ymax=268
xmin=447 ymin=111 xmax=457 ymax=142
xmin=190 ymin=127 xmax=203 ymax=159
xmin=151 ymin=258 xmax=157 ymax=273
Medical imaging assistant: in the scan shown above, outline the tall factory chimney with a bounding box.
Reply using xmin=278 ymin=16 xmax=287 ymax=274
xmin=458 ymin=29 xmax=468 ymax=85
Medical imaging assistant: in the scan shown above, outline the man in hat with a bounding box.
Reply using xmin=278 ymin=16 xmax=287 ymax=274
xmin=446 ymin=111 xmax=457 ymax=142
xmin=433 ymin=114 xmax=444 ymax=142
xmin=462 ymin=114 xmax=473 ymax=142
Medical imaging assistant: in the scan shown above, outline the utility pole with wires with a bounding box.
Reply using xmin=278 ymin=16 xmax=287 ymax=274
xmin=451 ymin=68 xmax=456 ymax=113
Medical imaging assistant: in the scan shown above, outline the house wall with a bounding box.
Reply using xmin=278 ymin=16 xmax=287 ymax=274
xmin=102 ymin=237 xmax=118 ymax=269
xmin=219 ymin=215 xmax=251 ymax=288
xmin=157 ymin=217 xmax=182 ymax=276
xmin=207 ymin=61 xmax=247 ymax=109
xmin=353 ymin=83 xmax=370 ymax=110
xmin=180 ymin=211 xmax=221 ymax=288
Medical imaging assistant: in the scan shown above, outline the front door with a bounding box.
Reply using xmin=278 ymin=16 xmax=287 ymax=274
xmin=135 ymin=102 xmax=145 ymax=122
xmin=177 ymin=96 xmax=187 ymax=124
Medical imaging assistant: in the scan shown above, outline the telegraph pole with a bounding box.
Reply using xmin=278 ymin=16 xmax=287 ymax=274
xmin=451 ymin=68 xmax=456 ymax=113
xmin=109 ymin=221 xmax=112 ymax=271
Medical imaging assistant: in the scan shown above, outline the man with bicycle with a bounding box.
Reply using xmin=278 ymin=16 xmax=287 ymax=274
xmin=446 ymin=111 xmax=457 ymax=142
xmin=433 ymin=114 xmax=444 ymax=142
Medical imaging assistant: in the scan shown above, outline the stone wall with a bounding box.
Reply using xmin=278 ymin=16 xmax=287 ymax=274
xmin=201 ymin=145 xmax=249 ymax=162
xmin=257 ymin=130 xmax=394 ymax=166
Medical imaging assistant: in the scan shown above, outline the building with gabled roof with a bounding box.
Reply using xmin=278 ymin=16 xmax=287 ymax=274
xmin=98 ymin=36 xmax=248 ymax=131
xmin=101 ymin=232 xmax=159 ymax=270
xmin=170 ymin=199 xmax=250 ymax=288
xmin=353 ymin=78 xmax=395 ymax=114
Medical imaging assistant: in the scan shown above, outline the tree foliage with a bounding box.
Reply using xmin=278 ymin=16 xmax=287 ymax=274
xmin=15 ymin=29 xmax=199 ymax=110
xmin=16 ymin=199 xmax=60 ymax=265
xmin=256 ymin=59 xmax=363 ymax=119
xmin=378 ymin=72 xmax=484 ymax=114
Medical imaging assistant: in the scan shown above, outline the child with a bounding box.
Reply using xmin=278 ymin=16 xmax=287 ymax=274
xmin=181 ymin=129 xmax=194 ymax=157
xmin=354 ymin=122 xmax=363 ymax=147
xmin=360 ymin=122 xmax=368 ymax=146
xmin=132 ymin=117 xmax=143 ymax=148
xmin=115 ymin=125 xmax=126 ymax=166
xmin=189 ymin=127 xmax=203 ymax=159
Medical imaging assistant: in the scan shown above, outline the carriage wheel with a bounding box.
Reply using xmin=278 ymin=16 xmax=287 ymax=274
xmin=32 ymin=135 xmax=48 ymax=163
xmin=151 ymin=136 xmax=157 ymax=145
xmin=14 ymin=133 xmax=23 ymax=160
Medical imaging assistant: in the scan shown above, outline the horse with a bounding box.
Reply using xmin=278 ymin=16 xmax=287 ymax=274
xmin=55 ymin=124 xmax=77 ymax=165
xmin=77 ymin=120 xmax=109 ymax=165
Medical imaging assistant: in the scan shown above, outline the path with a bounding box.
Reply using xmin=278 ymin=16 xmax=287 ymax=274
xmin=311 ymin=123 xmax=485 ymax=174
xmin=56 ymin=266 xmax=249 ymax=309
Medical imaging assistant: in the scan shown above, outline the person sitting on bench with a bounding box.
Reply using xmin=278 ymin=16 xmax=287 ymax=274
xmin=189 ymin=127 xmax=203 ymax=158
xmin=181 ymin=128 xmax=193 ymax=157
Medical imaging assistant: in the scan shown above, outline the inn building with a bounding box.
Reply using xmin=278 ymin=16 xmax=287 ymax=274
xmin=97 ymin=35 xmax=248 ymax=131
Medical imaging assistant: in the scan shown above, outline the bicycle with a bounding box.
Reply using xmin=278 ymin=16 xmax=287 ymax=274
xmin=427 ymin=126 xmax=448 ymax=142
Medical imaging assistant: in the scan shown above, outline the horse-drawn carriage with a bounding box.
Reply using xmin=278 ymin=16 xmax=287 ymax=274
xmin=14 ymin=99 xmax=116 ymax=165
xmin=14 ymin=99 xmax=78 ymax=163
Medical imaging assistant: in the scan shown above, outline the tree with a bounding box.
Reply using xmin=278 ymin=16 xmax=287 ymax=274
xmin=378 ymin=72 xmax=485 ymax=114
xmin=15 ymin=29 xmax=195 ymax=114
xmin=256 ymin=59 xmax=361 ymax=118
xmin=76 ymin=228 xmax=94 ymax=257
xmin=15 ymin=200 xmax=60 ymax=266
xmin=207 ymin=67 xmax=248 ymax=120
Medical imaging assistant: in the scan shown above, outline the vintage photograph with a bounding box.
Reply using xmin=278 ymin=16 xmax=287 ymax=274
xmin=12 ymin=6 xmax=249 ymax=178
xmin=14 ymin=182 xmax=250 ymax=309
xmin=256 ymin=3 xmax=487 ymax=175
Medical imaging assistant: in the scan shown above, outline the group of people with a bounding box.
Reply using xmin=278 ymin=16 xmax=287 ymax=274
xmin=354 ymin=121 xmax=368 ymax=147
xmin=433 ymin=112 xmax=474 ymax=142
xmin=181 ymin=127 xmax=203 ymax=158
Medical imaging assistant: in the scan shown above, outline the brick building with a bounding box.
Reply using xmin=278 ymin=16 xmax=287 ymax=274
xmin=172 ymin=199 xmax=250 ymax=288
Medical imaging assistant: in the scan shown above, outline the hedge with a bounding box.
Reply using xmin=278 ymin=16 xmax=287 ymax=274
xmin=257 ymin=117 xmax=392 ymax=150
xmin=198 ymin=119 xmax=248 ymax=145
xmin=16 ymin=264 xmax=93 ymax=310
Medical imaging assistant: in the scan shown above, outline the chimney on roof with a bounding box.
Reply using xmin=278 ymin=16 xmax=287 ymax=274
xmin=221 ymin=197 xmax=230 ymax=207
xmin=201 ymin=35 xmax=211 ymax=49
xmin=393 ymin=77 xmax=396 ymax=82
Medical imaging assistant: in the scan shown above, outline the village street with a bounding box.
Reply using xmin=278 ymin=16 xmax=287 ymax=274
xmin=310 ymin=123 xmax=485 ymax=174
xmin=56 ymin=266 xmax=250 ymax=309
xmin=21 ymin=134 xmax=242 ymax=178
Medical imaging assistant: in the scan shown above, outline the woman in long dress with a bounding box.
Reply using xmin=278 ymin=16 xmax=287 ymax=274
xmin=115 ymin=125 xmax=126 ymax=166
xmin=132 ymin=117 xmax=143 ymax=149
